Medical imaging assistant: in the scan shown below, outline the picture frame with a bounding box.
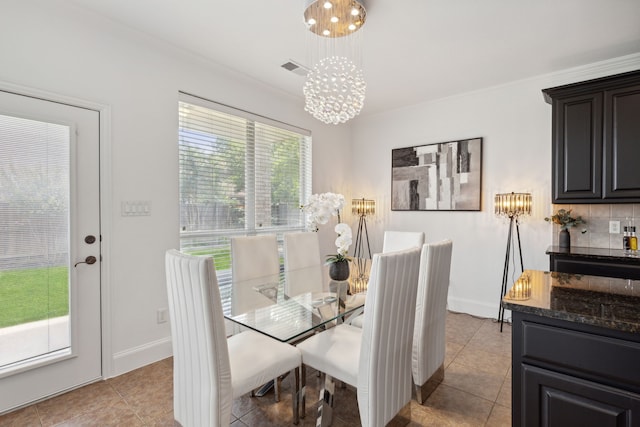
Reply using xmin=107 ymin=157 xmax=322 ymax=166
xmin=391 ymin=137 xmax=482 ymax=211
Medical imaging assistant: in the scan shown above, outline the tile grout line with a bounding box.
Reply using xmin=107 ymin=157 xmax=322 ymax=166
xmin=452 ymin=318 xmax=510 ymax=426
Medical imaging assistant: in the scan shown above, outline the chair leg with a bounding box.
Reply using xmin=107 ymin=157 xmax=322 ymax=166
xmin=292 ymin=367 xmax=300 ymax=425
xmin=415 ymin=364 xmax=444 ymax=405
xmin=300 ymin=365 xmax=306 ymax=419
xmin=274 ymin=376 xmax=281 ymax=402
xmin=317 ymin=372 xmax=335 ymax=427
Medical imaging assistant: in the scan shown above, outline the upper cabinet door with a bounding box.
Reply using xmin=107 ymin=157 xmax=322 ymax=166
xmin=544 ymin=69 xmax=640 ymax=204
xmin=552 ymin=93 xmax=603 ymax=202
xmin=603 ymin=84 xmax=640 ymax=199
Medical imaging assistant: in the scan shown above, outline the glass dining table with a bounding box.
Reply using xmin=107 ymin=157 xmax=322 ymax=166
xmin=221 ymin=265 xmax=368 ymax=344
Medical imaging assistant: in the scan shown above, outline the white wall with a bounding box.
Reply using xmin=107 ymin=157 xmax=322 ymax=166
xmin=0 ymin=0 xmax=352 ymax=377
xmin=350 ymin=54 xmax=640 ymax=318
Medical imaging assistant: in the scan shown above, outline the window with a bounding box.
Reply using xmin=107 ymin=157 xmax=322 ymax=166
xmin=178 ymin=93 xmax=312 ymax=288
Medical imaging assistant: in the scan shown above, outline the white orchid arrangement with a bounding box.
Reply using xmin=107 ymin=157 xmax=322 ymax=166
xmin=301 ymin=192 xmax=345 ymax=231
xmin=327 ymin=222 xmax=353 ymax=263
xmin=301 ymin=192 xmax=353 ymax=263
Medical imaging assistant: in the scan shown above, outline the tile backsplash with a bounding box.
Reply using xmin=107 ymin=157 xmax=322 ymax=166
xmin=551 ymin=204 xmax=640 ymax=250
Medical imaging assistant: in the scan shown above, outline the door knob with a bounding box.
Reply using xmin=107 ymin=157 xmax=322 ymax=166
xmin=74 ymin=255 xmax=97 ymax=267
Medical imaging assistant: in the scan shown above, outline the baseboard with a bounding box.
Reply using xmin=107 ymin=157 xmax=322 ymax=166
xmin=110 ymin=337 xmax=173 ymax=378
xmin=447 ymin=296 xmax=509 ymax=320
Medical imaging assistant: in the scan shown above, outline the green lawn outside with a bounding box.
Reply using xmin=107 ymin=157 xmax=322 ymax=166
xmin=0 ymin=266 xmax=69 ymax=329
xmin=0 ymin=247 xmax=269 ymax=330
xmin=184 ymin=248 xmax=231 ymax=271
xmin=184 ymin=248 xmax=284 ymax=271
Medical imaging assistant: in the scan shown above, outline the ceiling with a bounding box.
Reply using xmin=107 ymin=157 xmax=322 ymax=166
xmin=68 ymin=0 xmax=640 ymax=117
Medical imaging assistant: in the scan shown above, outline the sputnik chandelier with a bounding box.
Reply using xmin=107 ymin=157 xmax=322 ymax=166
xmin=303 ymin=0 xmax=367 ymax=125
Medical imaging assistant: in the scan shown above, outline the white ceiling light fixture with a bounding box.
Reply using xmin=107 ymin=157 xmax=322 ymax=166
xmin=303 ymin=0 xmax=367 ymax=125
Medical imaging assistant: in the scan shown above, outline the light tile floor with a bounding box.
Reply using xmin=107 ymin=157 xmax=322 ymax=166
xmin=0 ymin=312 xmax=512 ymax=426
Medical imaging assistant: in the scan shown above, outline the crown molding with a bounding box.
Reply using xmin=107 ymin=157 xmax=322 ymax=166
xmin=544 ymin=53 xmax=640 ymax=87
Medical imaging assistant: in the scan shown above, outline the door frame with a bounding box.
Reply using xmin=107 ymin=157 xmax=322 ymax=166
xmin=0 ymin=80 xmax=113 ymax=381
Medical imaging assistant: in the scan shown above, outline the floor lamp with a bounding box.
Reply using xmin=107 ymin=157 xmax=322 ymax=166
xmin=351 ymin=198 xmax=375 ymax=293
xmin=495 ymin=192 xmax=532 ymax=332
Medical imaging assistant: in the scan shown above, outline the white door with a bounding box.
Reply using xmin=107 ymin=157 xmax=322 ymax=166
xmin=0 ymin=90 xmax=102 ymax=413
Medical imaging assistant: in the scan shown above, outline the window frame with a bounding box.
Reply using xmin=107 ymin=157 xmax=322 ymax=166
xmin=177 ymin=92 xmax=312 ymax=287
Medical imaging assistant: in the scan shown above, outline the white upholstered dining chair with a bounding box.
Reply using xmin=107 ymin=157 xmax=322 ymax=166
xmin=230 ymin=234 xmax=280 ymax=315
xmin=382 ymin=230 xmax=425 ymax=253
xmin=297 ymin=247 xmax=422 ymax=426
xmin=412 ymin=239 xmax=453 ymax=404
xmin=165 ymin=249 xmax=301 ymax=427
xmin=348 ymin=229 xmax=425 ymax=328
xmin=283 ymin=231 xmax=324 ymax=296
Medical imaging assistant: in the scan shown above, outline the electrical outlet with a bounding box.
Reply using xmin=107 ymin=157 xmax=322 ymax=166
xmin=157 ymin=308 xmax=168 ymax=324
xmin=609 ymin=220 xmax=620 ymax=234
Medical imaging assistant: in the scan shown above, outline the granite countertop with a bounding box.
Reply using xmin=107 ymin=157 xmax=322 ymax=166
xmin=503 ymin=269 xmax=640 ymax=333
xmin=546 ymin=245 xmax=640 ymax=263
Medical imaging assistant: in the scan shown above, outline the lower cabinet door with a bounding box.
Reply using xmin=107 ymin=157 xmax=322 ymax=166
xmin=521 ymin=364 xmax=640 ymax=427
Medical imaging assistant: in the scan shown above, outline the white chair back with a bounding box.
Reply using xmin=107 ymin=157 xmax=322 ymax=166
xmin=348 ymin=230 xmax=425 ymax=328
xmin=230 ymin=234 xmax=280 ymax=315
xmin=382 ymin=230 xmax=425 ymax=253
xmin=357 ymin=247 xmax=422 ymax=426
xmin=412 ymin=240 xmax=453 ymax=403
xmin=283 ymin=232 xmax=324 ymax=296
xmin=165 ymin=249 xmax=232 ymax=427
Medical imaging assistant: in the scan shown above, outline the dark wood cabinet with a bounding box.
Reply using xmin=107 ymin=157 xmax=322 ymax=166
xmin=551 ymin=92 xmax=603 ymax=200
xmin=543 ymin=70 xmax=640 ymax=203
xmin=512 ymin=312 xmax=640 ymax=427
xmin=604 ymin=83 xmax=640 ymax=199
xmin=548 ymin=252 xmax=640 ymax=280
xmin=522 ymin=364 xmax=640 ymax=427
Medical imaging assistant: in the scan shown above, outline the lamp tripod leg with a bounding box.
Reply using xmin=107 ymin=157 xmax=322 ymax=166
xmin=362 ymin=215 xmax=371 ymax=259
xmin=353 ymin=215 xmax=369 ymax=279
xmin=516 ymin=219 xmax=524 ymax=273
xmin=499 ymin=216 xmax=515 ymax=332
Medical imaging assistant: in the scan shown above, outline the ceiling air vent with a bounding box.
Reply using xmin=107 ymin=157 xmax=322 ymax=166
xmin=281 ymin=60 xmax=309 ymax=77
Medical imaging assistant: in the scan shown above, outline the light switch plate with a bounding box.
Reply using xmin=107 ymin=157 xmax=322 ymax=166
xmin=121 ymin=200 xmax=151 ymax=216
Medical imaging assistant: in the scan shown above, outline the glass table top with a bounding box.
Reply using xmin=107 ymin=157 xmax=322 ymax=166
xmin=222 ymin=265 xmax=367 ymax=342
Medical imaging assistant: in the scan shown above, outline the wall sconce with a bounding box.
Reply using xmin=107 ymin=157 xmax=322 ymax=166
xmin=495 ymin=192 xmax=532 ymax=331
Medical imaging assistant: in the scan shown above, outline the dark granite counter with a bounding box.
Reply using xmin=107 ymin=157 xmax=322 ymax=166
xmin=503 ymin=269 xmax=640 ymax=334
xmin=546 ymin=245 xmax=640 ymax=262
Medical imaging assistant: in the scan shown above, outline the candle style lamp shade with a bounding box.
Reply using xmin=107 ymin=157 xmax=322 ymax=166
xmin=352 ymin=198 xmax=375 ymax=217
xmin=494 ymin=192 xmax=532 ymax=218
xmin=495 ymin=192 xmax=532 ymax=332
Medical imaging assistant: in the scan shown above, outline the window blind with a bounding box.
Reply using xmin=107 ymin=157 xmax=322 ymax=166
xmin=178 ymin=93 xmax=312 ymax=299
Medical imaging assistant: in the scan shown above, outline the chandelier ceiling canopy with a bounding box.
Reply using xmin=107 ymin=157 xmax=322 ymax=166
xmin=304 ymin=0 xmax=366 ymax=38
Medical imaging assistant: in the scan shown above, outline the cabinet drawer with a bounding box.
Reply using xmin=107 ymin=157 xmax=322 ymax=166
xmin=550 ymin=255 xmax=640 ymax=280
xmin=522 ymin=321 xmax=640 ymax=388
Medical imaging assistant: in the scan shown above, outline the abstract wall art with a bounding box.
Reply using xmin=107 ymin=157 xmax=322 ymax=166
xmin=391 ymin=137 xmax=482 ymax=211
